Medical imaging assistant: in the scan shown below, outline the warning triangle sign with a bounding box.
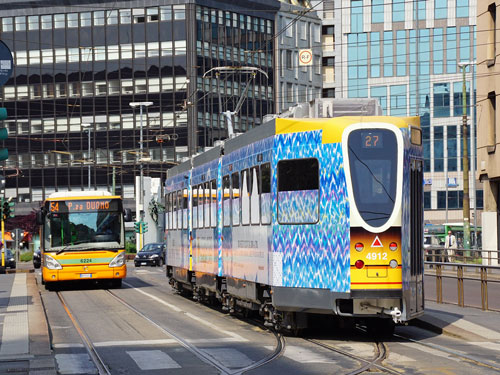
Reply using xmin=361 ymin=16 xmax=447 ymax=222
xmin=371 ymin=236 xmax=383 ymax=248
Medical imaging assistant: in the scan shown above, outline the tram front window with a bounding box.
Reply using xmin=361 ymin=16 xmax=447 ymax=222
xmin=348 ymin=129 xmax=398 ymax=227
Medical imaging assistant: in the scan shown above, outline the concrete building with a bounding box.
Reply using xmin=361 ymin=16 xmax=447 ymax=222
xmin=0 ymin=0 xmax=279 ymax=214
xmin=477 ymin=1 xmax=499 ymax=260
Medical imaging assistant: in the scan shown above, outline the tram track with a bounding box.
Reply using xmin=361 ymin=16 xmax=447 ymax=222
xmin=56 ymin=286 xmax=286 ymax=375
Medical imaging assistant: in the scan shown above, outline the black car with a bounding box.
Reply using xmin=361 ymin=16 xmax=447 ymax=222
xmin=3 ymin=249 xmax=16 ymax=269
xmin=134 ymin=243 xmax=166 ymax=267
xmin=33 ymin=249 xmax=41 ymax=269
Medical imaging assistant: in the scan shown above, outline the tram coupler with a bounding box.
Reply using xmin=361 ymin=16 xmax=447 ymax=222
xmin=359 ymin=302 xmax=402 ymax=323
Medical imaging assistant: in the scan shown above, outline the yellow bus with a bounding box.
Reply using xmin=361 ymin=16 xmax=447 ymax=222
xmin=36 ymin=191 xmax=132 ymax=289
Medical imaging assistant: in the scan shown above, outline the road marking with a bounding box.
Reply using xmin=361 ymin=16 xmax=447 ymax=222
xmin=127 ymin=350 xmax=181 ymax=370
xmin=386 ymin=352 xmax=416 ymax=362
xmin=94 ymin=339 xmax=177 ymax=347
xmin=53 ymin=343 xmax=85 ymax=348
xmin=265 ymin=345 xmax=337 ymax=363
xmin=202 ymin=348 xmax=253 ymax=368
xmin=55 ymin=353 xmax=97 ymax=374
xmin=124 ymin=281 xmax=248 ymax=342
xmin=337 ymin=343 xmax=374 ymax=358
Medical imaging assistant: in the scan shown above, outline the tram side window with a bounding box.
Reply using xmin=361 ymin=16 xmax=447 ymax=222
xmin=277 ymin=158 xmax=319 ymax=224
xmin=241 ymin=169 xmax=250 ymax=225
xmin=261 ymin=163 xmax=271 ymax=224
xmin=210 ymin=179 xmax=217 ymax=228
xmin=182 ymin=191 xmax=188 ymax=229
xmin=203 ymin=182 xmax=210 ymax=229
xmin=192 ymin=185 xmax=199 ymax=229
xmin=251 ymin=166 xmax=260 ymax=225
xmin=172 ymin=191 xmax=177 ymax=230
xmin=198 ymin=184 xmax=204 ymax=228
xmin=178 ymin=190 xmax=184 ymax=229
xmin=223 ymin=175 xmax=231 ymax=227
xmin=232 ymin=172 xmax=240 ymax=226
xmin=166 ymin=193 xmax=171 ymax=230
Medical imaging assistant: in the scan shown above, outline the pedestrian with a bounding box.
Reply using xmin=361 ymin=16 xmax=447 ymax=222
xmin=444 ymin=230 xmax=457 ymax=262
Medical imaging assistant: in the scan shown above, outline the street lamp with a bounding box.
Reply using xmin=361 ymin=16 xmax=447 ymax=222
xmin=82 ymin=124 xmax=92 ymax=190
xmin=129 ymin=102 xmax=153 ymax=236
xmin=458 ymin=61 xmax=476 ymax=252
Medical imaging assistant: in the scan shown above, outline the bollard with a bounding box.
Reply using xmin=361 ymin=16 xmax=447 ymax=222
xmin=457 ymin=265 xmax=464 ymax=307
xmin=480 ymin=267 xmax=488 ymax=311
xmin=436 ymin=264 xmax=443 ymax=304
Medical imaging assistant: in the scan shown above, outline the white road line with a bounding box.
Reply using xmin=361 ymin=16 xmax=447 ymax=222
xmin=124 ymin=281 xmax=248 ymax=342
xmin=202 ymin=348 xmax=253 ymax=368
xmin=53 ymin=343 xmax=85 ymax=349
xmin=265 ymin=345 xmax=337 ymax=363
xmin=386 ymin=352 xmax=416 ymax=363
xmin=55 ymin=353 xmax=97 ymax=374
xmin=127 ymin=350 xmax=181 ymax=370
xmin=94 ymin=339 xmax=177 ymax=347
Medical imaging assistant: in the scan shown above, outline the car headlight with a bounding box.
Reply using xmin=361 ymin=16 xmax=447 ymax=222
xmin=8 ymin=258 xmax=14 ymax=262
xmin=44 ymin=254 xmax=62 ymax=270
xmin=109 ymin=252 xmax=125 ymax=268
xmin=151 ymin=254 xmax=159 ymax=258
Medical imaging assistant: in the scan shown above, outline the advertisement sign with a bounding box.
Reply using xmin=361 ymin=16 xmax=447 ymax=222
xmin=0 ymin=41 xmax=13 ymax=87
xmin=299 ymin=49 xmax=313 ymax=66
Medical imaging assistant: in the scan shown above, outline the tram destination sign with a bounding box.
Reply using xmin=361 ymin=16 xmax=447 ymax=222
xmin=0 ymin=41 xmax=13 ymax=87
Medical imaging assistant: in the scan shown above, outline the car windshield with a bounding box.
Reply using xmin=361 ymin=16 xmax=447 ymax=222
xmin=140 ymin=244 xmax=163 ymax=252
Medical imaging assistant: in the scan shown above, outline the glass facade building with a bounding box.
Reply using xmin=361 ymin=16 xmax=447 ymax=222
xmin=0 ymin=0 xmax=278 ymax=213
xmin=314 ymin=0 xmax=481 ymax=225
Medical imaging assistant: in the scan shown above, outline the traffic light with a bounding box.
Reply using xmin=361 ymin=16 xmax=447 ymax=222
xmin=2 ymin=198 xmax=14 ymax=220
xmin=142 ymin=222 xmax=148 ymax=233
xmin=134 ymin=221 xmax=141 ymax=233
xmin=0 ymin=108 xmax=8 ymax=161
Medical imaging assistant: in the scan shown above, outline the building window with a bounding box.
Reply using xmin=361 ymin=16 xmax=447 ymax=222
xmin=28 ymin=16 xmax=39 ymax=30
xmin=94 ymin=11 xmax=105 ymax=25
xmin=371 ymin=86 xmax=387 ymax=114
xmin=486 ymin=4 xmax=496 ymax=63
xmin=67 ymin=13 xmax=78 ymax=28
xmin=487 ymin=91 xmax=496 ymax=150
xmin=435 ymin=0 xmax=447 ymax=19
xmin=351 ymin=0 xmax=363 ymax=33
xmin=434 ymin=126 xmax=444 ymax=172
xmin=372 ymin=0 xmax=384 ymax=23
xmin=322 ymin=88 xmax=335 ymax=98
xmin=80 ymin=12 xmax=92 ymax=27
xmin=390 ymin=84 xmax=406 ymax=116
xmin=15 ymin=16 xmax=26 ymax=31
xmin=286 ymin=50 xmax=292 ymax=70
xmin=476 ymin=190 xmax=484 ymax=209
xmin=433 ymin=83 xmax=450 ymax=117
xmin=54 ymin=14 xmax=65 ymax=28
xmin=371 ymin=32 xmax=380 ymax=78
xmin=433 ymin=28 xmax=444 ymax=74
xmin=383 ymin=31 xmax=393 ymax=77
xmin=396 ymin=30 xmax=406 ymax=76
xmin=2 ymin=18 xmax=13 ymax=32
xmin=453 ymin=81 xmax=470 ymax=117
xmin=424 ymin=191 xmax=431 ymax=209
xmin=414 ymin=0 xmax=426 ymax=20
xmin=456 ymin=0 xmax=469 ymax=18
xmin=393 ymin=0 xmax=405 ymax=22
xmin=447 ymin=125 xmax=457 ymax=172
xmin=446 ymin=27 xmax=457 ymax=73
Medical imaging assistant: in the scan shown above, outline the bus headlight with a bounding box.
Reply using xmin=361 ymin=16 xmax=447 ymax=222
xmin=109 ymin=252 xmax=125 ymax=268
xmin=44 ymin=254 xmax=62 ymax=270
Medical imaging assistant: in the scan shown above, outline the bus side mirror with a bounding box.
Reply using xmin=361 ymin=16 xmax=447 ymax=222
xmin=36 ymin=210 xmax=44 ymax=225
xmin=124 ymin=209 xmax=132 ymax=222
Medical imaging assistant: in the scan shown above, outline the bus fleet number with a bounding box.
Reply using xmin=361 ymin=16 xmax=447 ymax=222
xmin=366 ymin=252 xmax=388 ymax=261
xmin=80 ymin=259 xmax=92 ymax=263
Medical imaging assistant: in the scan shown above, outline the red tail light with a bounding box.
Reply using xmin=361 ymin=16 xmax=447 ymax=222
xmin=355 ymin=243 xmax=364 ymax=252
xmin=355 ymin=260 xmax=365 ymax=269
xmin=389 ymin=242 xmax=398 ymax=251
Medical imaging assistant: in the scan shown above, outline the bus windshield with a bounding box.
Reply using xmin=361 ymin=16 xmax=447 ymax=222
xmin=44 ymin=199 xmax=124 ymax=251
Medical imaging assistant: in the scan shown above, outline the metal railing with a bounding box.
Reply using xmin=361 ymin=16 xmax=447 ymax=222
xmin=425 ymin=249 xmax=500 ymax=311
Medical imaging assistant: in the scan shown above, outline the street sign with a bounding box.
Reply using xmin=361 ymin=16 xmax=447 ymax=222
xmin=299 ymin=49 xmax=313 ymax=66
xmin=0 ymin=41 xmax=13 ymax=87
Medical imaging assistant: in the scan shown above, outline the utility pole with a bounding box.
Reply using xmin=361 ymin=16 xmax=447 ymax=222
xmin=459 ymin=62 xmax=472 ymax=253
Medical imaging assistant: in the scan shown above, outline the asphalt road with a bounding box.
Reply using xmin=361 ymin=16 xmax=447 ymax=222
xmin=36 ymin=264 xmax=500 ymax=375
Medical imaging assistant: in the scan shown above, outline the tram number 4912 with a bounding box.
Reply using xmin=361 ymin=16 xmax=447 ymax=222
xmin=366 ymin=252 xmax=388 ymax=261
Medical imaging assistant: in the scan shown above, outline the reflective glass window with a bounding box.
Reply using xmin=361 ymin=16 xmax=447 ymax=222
xmin=390 ymin=84 xmax=406 ymax=116
xmin=372 ymin=0 xmax=384 ymax=23
xmin=107 ymin=10 xmax=118 ymax=25
xmin=453 ymin=81 xmax=470 ymax=116
xmin=120 ymin=10 xmax=131 ymax=24
xmin=434 ymin=83 xmax=450 ymax=117
xmin=433 ymin=126 xmax=444 ymax=172
xmin=435 ymin=0 xmax=447 ymax=19
xmin=460 ymin=26 xmax=470 ymax=62
xmin=393 ymin=0 xmax=405 ymax=22
xmin=371 ymin=32 xmax=380 ymax=78
xmin=67 ymin=13 xmax=78 ymax=28
xmin=414 ymin=0 xmax=426 ymax=20
xmin=41 ymin=15 xmax=52 ymax=29
xmin=371 ymin=86 xmax=387 ymax=114
xmin=447 ymin=27 xmax=457 ymax=73
xmin=2 ymin=18 xmax=13 ymax=32
xmin=396 ymin=30 xmax=406 ymax=76
xmin=94 ymin=11 xmax=105 ymax=26
xmin=456 ymin=0 xmax=469 ymax=18
xmin=174 ymin=5 xmax=185 ymax=20
xmin=15 ymin=16 xmax=26 ymax=31
xmin=383 ymin=31 xmax=393 ymax=77
xmin=54 ymin=14 xmax=65 ymax=29
xmin=433 ymin=28 xmax=444 ymax=74
xmin=160 ymin=6 xmax=172 ymax=21
xmin=80 ymin=12 xmax=91 ymax=27
xmin=351 ymin=0 xmax=363 ymax=33
xmin=447 ymin=125 xmax=457 ymax=172
xmin=28 ymin=16 xmax=39 ymax=30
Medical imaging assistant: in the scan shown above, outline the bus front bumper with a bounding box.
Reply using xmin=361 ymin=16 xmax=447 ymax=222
xmin=42 ymin=264 xmax=127 ymax=282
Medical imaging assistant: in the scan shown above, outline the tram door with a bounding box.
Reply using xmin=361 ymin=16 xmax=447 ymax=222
xmin=409 ymin=159 xmax=424 ymax=315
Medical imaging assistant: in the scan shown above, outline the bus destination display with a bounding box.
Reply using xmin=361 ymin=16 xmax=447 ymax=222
xmin=48 ymin=199 xmax=119 ymax=213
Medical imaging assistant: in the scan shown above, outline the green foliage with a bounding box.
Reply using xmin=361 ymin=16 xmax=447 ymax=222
xmin=125 ymin=242 xmax=136 ymax=253
xmin=20 ymin=251 xmax=33 ymax=262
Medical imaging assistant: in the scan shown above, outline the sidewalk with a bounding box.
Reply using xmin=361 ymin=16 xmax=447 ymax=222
xmin=413 ymin=301 xmax=500 ymax=341
xmin=0 ymin=262 xmax=56 ymax=375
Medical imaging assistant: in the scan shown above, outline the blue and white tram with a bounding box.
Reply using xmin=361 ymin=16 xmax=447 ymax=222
xmin=164 ymin=115 xmax=424 ymax=330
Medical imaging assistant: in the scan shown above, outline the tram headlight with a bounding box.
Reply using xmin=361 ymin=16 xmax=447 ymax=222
xmin=389 ymin=242 xmax=398 ymax=251
xmin=109 ymin=252 xmax=125 ymax=268
xmin=355 ymin=243 xmax=364 ymax=252
xmin=389 ymin=259 xmax=398 ymax=269
xmin=44 ymin=254 xmax=62 ymax=270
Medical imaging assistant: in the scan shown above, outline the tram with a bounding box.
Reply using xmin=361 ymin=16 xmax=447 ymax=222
xmin=36 ymin=191 xmax=131 ymax=289
xmin=164 ymin=113 xmax=424 ymax=331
